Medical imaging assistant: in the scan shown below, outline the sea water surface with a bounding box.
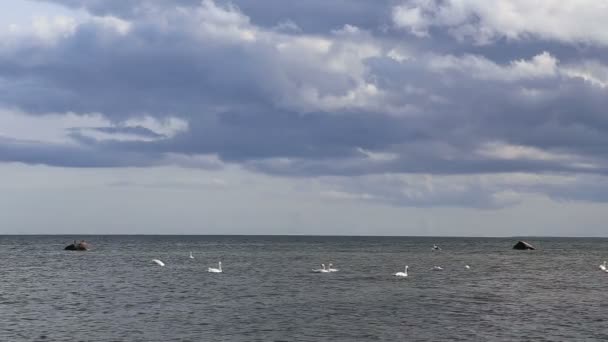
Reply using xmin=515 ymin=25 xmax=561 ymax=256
xmin=0 ymin=235 xmax=607 ymax=341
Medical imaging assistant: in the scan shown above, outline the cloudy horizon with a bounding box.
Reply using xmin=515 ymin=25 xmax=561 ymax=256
xmin=1 ymin=0 xmax=608 ymax=236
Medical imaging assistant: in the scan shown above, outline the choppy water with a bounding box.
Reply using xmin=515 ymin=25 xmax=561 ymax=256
xmin=1 ymin=235 xmax=607 ymax=341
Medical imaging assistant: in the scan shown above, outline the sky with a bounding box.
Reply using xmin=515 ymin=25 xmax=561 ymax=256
xmin=1 ymin=0 xmax=608 ymax=236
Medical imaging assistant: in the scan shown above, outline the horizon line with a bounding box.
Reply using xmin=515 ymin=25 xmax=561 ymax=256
xmin=1 ymin=233 xmax=607 ymax=239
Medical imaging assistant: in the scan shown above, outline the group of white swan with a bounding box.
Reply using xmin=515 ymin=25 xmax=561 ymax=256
xmin=151 ymin=250 xmax=475 ymax=278
xmin=152 ymin=252 xmax=222 ymax=273
xmin=311 ymin=263 xmax=471 ymax=278
xmin=312 ymin=263 xmax=338 ymax=273
xmin=152 ymin=251 xmax=608 ymax=276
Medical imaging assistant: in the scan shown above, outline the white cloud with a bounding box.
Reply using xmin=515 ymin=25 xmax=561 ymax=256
xmin=0 ymin=15 xmax=78 ymax=46
xmin=272 ymin=25 xmax=385 ymax=112
xmin=357 ymin=147 xmax=399 ymax=161
xmin=0 ymin=108 xmax=105 ymax=144
xmin=1 ymin=12 xmax=129 ymax=50
xmin=0 ymin=108 xmax=187 ymax=143
xmin=123 ymin=116 xmax=189 ymax=138
xmin=392 ymin=6 xmax=429 ymax=37
xmin=273 ymin=20 xmax=301 ymax=33
xmin=562 ymin=60 xmax=608 ymax=88
xmin=162 ymin=153 xmax=224 ymax=169
xmin=393 ymin=0 xmax=608 ymax=46
xmin=429 ymin=51 xmax=558 ymax=81
xmin=168 ymin=0 xmax=258 ymax=43
xmin=320 ymin=190 xmax=376 ymax=201
xmin=90 ymin=15 xmax=132 ymax=35
xmin=476 ymin=142 xmax=571 ymax=161
xmin=317 ymin=172 xmax=608 ymax=209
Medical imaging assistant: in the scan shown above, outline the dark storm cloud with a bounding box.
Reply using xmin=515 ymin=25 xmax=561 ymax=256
xmin=3 ymin=0 xmax=608 ymax=206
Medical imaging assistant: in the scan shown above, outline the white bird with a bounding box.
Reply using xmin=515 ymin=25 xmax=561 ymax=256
xmin=327 ymin=263 xmax=339 ymax=272
xmin=151 ymin=259 xmax=165 ymax=267
xmin=208 ymin=261 xmax=222 ymax=273
xmin=600 ymin=261 xmax=607 ymax=272
xmin=394 ymin=265 xmax=408 ymax=277
xmin=312 ymin=264 xmax=329 ymax=273
xmin=432 ymin=266 xmax=443 ymax=271
xmin=432 ymin=244 xmax=441 ymax=251
xmin=465 ymin=265 xmax=471 ymax=269
xmin=189 ymin=251 xmax=194 ymax=259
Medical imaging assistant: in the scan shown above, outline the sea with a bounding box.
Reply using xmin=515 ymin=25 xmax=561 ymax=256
xmin=0 ymin=235 xmax=606 ymax=341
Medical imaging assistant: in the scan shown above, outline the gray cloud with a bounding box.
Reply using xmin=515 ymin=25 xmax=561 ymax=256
xmin=0 ymin=136 xmax=160 ymax=167
xmin=79 ymin=126 xmax=166 ymax=139
xmin=34 ymin=0 xmax=395 ymax=33
xmin=3 ymin=0 xmax=608 ymax=207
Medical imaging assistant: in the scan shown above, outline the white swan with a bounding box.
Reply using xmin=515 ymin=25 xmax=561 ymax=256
xmin=465 ymin=265 xmax=471 ymax=269
xmin=312 ymin=264 xmax=329 ymax=273
xmin=208 ymin=261 xmax=222 ymax=273
xmin=394 ymin=265 xmax=408 ymax=277
xmin=327 ymin=263 xmax=339 ymax=272
xmin=189 ymin=251 xmax=194 ymax=259
xmin=600 ymin=261 xmax=607 ymax=272
xmin=151 ymin=259 xmax=165 ymax=267
xmin=432 ymin=266 xmax=443 ymax=271
xmin=432 ymin=244 xmax=441 ymax=251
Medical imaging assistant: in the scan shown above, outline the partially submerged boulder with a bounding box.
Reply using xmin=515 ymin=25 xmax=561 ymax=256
xmin=65 ymin=240 xmax=90 ymax=251
xmin=513 ymin=240 xmax=535 ymax=250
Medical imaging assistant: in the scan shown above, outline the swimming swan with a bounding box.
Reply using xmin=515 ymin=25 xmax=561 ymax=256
xmin=600 ymin=261 xmax=607 ymax=272
xmin=189 ymin=251 xmax=194 ymax=259
xmin=312 ymin=264 xmax=329 ymax=273
xmin=327 ymin=263 xmax=339 ymax=272
xmin=394 ymin=265 xmax=408 ymax=277
xmin=465 ymin=265 xmax=471 ymax=269
xmin=208 ymin=261 xmax=222 ymax=273
xmin=152 ymin=259 xmax=165 ymax=267
xmin=432 ymin=266 xmax=443 ymax=271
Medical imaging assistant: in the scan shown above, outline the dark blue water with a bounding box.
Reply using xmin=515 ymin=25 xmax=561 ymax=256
xmin=1 ymin=236 xmax=607 ymax=341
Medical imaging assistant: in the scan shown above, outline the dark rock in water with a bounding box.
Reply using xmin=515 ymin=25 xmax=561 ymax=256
xmin=513 ymin=241 xmax=535 ymax=250
xmin=64 ymin=241 xmax=90 ymax=251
